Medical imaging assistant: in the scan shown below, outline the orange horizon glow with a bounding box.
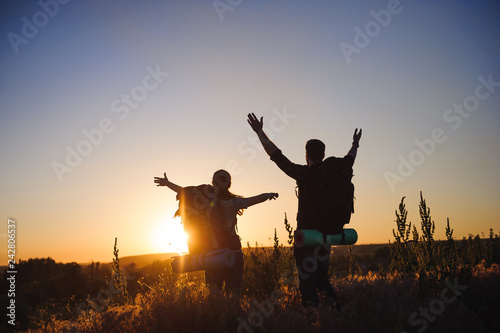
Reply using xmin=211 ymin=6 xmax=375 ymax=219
xmin=1 ymin=1 xmax=499 ymax=266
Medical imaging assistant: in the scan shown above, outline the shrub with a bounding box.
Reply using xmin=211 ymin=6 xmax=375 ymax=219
xmin=30 ymin=201 xmax=500 ymax=332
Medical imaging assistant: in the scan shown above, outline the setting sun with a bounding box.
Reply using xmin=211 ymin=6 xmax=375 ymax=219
xmin=151 ymin=217 xmax=189 ymax=254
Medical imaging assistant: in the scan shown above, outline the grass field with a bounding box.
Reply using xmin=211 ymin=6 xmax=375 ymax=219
xmin=3 ymin=195 xmax=500 ymax=332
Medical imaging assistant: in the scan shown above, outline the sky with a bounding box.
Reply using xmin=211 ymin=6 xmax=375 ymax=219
xmin=1 ymin=0 xmax=499 ymax=264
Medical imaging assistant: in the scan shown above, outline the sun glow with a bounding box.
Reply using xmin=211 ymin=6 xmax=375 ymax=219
xmin=151 ymin=217 xmax=189 ymax=254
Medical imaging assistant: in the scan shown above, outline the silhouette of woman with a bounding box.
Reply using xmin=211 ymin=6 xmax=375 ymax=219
xmin=154 ymin=169 xmax=278 ymax=293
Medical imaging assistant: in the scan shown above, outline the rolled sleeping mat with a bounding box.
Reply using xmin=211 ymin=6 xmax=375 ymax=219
xmin=171 ymin=248 xmax=236 ymax=273
xmin=294 ymin=229 xmax=358 ymax=247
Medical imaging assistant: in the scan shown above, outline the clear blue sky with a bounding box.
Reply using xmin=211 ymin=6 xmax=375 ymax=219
xmin=1 ymin=0 xmax=499 ymax=263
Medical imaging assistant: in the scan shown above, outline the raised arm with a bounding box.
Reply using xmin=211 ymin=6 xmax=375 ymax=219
xmin=154 ymin=172 xmax=183 ymax=193
xmin=247 ymin=113 xmax=279 ymax=157
xmin=347 ymin=128 xmax=362 ymax=160
xmin=246 ymin=192 xmax=279 ymax=207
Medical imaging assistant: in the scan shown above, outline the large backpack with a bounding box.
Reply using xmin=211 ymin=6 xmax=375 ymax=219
xmin=174 ymin=185 xmax=234 ymax=254
xmin=309 ymin=159 xmax=355 ymax=235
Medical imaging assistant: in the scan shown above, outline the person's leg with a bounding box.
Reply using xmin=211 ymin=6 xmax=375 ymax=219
xmin=205 ymin=268 xmax=223 ymax=290
xmin=294 ymin=246 xmax=319 ymax=307
xmin=224 ymin=251 xmax=244 ymax=295
xmin=315 ymin=246 xmax=337 ymax=301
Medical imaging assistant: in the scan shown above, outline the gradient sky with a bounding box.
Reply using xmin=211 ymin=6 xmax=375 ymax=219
xmin=1 ymin=0 xmax=499 ymax=264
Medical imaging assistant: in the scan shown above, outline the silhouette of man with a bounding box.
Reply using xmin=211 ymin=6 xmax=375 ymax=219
xmin=247 ymin=112 xmax=361 ymax=307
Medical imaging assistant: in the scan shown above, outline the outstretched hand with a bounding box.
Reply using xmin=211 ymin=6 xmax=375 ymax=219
xmin=247 ymin=113 xmax=263 ymax=133
xmin=353 ymin=128 xmax=362 ymax=144
xmin=268 ymin=193 xmax=279 ymax=200
xmin=154 ymin=172 xmax=169 ymax=187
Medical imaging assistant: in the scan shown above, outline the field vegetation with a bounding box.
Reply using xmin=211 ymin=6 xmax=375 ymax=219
xmin=3 ymin=193 xmax=499 ymax=332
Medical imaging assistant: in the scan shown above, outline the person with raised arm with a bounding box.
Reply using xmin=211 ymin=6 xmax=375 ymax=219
xmin=247 ymin=112 xmax=361 ymax=308
xmin=154 ymin=169 xmax=278 ymax=293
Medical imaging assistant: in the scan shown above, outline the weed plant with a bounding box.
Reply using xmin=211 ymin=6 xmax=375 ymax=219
xmin=26 ymin=195 xmax=500 ymax=333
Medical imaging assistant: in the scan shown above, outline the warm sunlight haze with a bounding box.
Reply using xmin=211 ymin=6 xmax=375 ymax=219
xmin=151 ymin=217 xmax=189 ymax=254
xmin=1 ymin=2 xmax=500 ymax=331
xmin=0 ymin=1 xmax=499 ymax=264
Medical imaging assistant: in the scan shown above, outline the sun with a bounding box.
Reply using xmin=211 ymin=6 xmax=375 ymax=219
xmin=151 ymin=217 xmax=189 ymax=254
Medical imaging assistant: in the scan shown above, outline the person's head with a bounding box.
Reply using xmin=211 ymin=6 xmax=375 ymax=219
xmin=212 ymin=169 xmax=231 ymax=192
xmin=305 ymin=139 xmax=325 ymax=166
xmin=212 ymin=170 xmax=242 ymax=214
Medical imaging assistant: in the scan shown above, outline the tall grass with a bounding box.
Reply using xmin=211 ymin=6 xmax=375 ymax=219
xmin=390 ymin=192 xmax=499 ymax=283
xmin=31 ymin=197 xmax=500 ymax=333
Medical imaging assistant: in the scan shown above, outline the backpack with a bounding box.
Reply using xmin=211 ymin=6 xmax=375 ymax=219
xmin=308 ymin=159 xmax=355 ymax=235
xmin=174 ymin=185 xmax=235 ymax=254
